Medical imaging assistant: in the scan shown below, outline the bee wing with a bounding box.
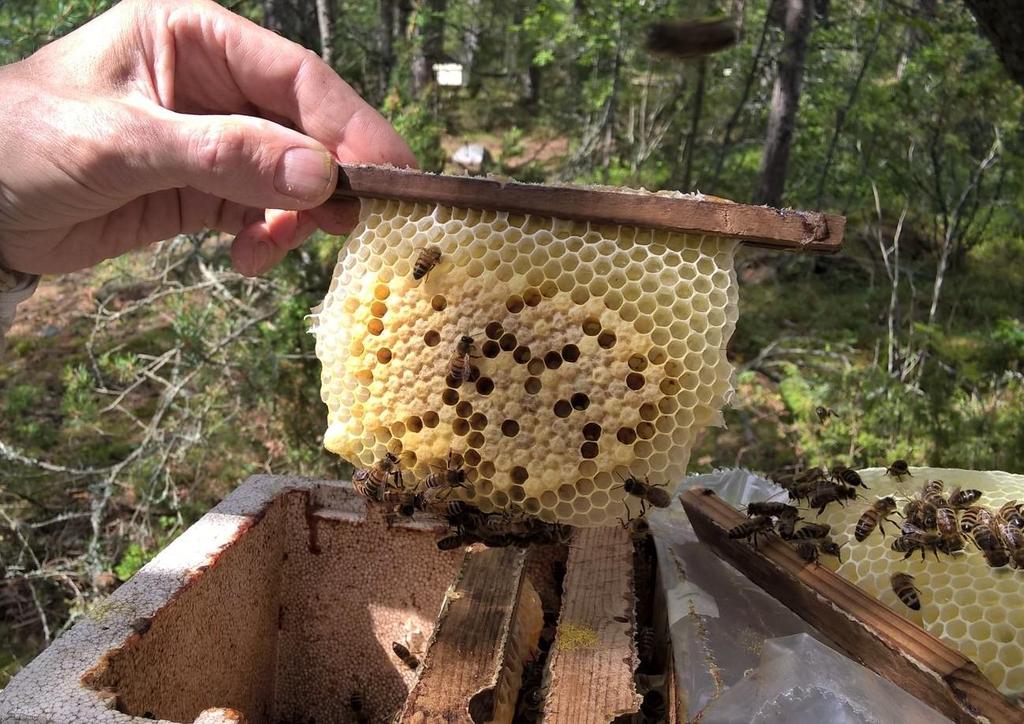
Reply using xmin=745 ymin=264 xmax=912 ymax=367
xmin=899 ymin=521 xmax=927 ymax=536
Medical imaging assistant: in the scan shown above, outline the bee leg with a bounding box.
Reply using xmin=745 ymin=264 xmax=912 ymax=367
xmin=817 ymin=503 xmax=828 ymax=516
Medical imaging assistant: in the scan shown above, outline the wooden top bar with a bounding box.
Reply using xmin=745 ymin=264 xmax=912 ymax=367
xmin=332 ymin=165 xmax=845 ymax=254
xmin=680 ymin=487 xmax=1024 ymax=724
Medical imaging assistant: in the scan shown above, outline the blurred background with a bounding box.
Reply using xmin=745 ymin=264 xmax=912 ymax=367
xmin=2 ymin=0 xmax=1024 ymax=686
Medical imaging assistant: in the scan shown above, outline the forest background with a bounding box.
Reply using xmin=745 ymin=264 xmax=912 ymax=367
xmin=3 ymin=0 xmax=1024 ymax=684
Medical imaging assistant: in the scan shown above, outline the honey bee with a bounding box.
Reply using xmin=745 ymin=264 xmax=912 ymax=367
xmin=745 ymin=501 xmax=800 ymax=518
xmin=922 ymin=480 xmax=949 ymax=508
xmin=949 ymin=487 xmax=982 ymax=509
xmin=831 ymin=466 xmax=868 ymax=489
xmin=352 ymin=452 xmax=401 ymax=501
xmin=349 ymin=687 xmax=369 ymax=724
xmin=617 ymin=473 xmax=672 ymax=514
xmin=423 ymin=450 xmax=467 ymax=492
xmin=997 ymin=521 xmax=1024 ymax=568
xmin=998 ymin=500 xmax=1024 ymax=529
xmin=795 ymin=541 xmax=820 ymax=564
xmin=890 ymin=572 xmax=921 ymax=611
xmin=791 ymin=523 xmax=831 ymax=540
xmin=771 ymin=467 xmax=826 ymax=492
xmin=727 ymin=515 xmax=775 ymax=549
xmin=935 ymin=506 xmax=965 ymax=553
xmin=776 ymin=510 xmax=800 ymax=539
xmin=447 ymin=334 xmax=478 ymax=385
xmin=636 ymin=626 xmax=656 ymax=668
xmin=816 ymin=406 xmax=839 ymax=424
xmin=620 ymin=516 xmax=652 ymax=542
xmin=973 ymin=523 xmax=1010 ymax=568
xmin=885 ymin=459 xmax=912 ymax=480
xmin=808 ymin=482 xmax=859 ymax=515
xmin=855 ymin=496 xmax=899 ymax=542
xmin=412 ymin=245 xmax=443 ymax=280
xmin=385 ymin=489 xmax=426 ymax=518
xmin=640 ymin=690 xmax=667 ymax=723
xmin=904 ymin=499 xmax=938 ymax=531
xmin=819 ymin=539 xmax=843 ymax=561
xmin=392 ymin=641 xmax=420 ymax=670
xmin=436 ymin=531 xmax=476 ymax=550
xmin=960 ymin=505 xmax=993 ymax=534
xmin=892 ymin=523 xmax=944 ymax=561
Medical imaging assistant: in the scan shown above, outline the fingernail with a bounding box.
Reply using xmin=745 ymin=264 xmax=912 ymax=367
xmin=275 ymin=147 xmax=333 ymax=202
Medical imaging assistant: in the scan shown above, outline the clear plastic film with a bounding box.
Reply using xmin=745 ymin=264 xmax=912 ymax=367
xmin=648 ymin=469 xmax=951 ymax=723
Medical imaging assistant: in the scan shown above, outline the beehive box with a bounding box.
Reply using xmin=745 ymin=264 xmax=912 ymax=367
xmin=0 ymin=476 xmax=674 ymax=724
xmin=312 ymin=200 xmax=740 ymax=526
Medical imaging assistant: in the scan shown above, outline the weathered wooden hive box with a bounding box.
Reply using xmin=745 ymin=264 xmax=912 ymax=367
xmin=0 ymin=475 xmax=675 ymax=724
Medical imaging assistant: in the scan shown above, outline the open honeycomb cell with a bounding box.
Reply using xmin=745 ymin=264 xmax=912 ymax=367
xmin=811 ymin=467 xmax=1024 ymax=696
xmin=313 ymin=200 xmax=738 ymax=526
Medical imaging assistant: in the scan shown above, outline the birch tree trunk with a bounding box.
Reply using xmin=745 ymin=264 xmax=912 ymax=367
xmin=315 ymin=0 xmax=333 ymax=66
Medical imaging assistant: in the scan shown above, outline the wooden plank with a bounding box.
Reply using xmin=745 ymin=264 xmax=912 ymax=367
xmin=400 ymin=546 xmax=528 ymax=724
xmin=680 ymin=488 xmax=1024 ymax=724
xmin=543 ymin=527 xmax=642 ymax=723
xmin=332 ymin=165 xmax=845 ymax=255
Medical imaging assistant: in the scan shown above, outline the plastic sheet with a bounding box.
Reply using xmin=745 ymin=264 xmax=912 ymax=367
xmin=700 ymin=634 xmax=951 ymax=724
xmin=649 ymin=468 xmax=951 ymax=723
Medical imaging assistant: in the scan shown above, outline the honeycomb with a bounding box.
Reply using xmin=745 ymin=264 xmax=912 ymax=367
xmin=810 ymin=467 xmax=1024 ymax=697
xmin=312 ymin=199 xmax=739 ymax=526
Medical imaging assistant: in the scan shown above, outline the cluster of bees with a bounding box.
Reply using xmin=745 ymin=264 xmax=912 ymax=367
xmin=727 ymin=501 xmax=843 ymax=565
xmin=352 ymin=450 xmax=572 ymax=549
xmin=730 ymin=459 xmax=1024 ymax=615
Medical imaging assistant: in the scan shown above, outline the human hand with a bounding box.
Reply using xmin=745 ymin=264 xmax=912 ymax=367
xmin=0 ymin=0 xmax=416 ymax=277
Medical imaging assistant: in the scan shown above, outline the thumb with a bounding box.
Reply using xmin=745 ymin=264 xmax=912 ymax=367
xmin=155 ymin=109 xmax=337 ymax=210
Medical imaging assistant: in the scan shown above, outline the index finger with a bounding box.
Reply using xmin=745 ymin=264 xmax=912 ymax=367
xmin=164 ymin=1 xmax=417 ymax=167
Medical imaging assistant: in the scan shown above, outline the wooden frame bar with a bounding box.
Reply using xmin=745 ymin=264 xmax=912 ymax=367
xmin=680 ymin=488 xmax=1023 ymax=724
xmin=543 ymin=526 xmax=642 ymax=723
xmin=399 ymin=546 xmax=531 ymax=723
xmin=332 ymin=165 xmax=845 ymax=254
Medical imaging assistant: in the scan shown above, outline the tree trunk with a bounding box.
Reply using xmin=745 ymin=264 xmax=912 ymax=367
xmin=964 ymin=0 xmax=1024 ymax=89
xmin=710 ymin=0 xmax=776 ymax=187
xmin=680 ymin=60 xmax=708 ymax=191
xmin=379 ymin=0 xmax=396 ymax=97
xmin=315 ymin=0 xmax=333 ymax=66
xmin=755 ymin=0 xmax=813 ymax=206
xmin=814 ymin=15 xmax=880 ymax=206
xmin=411 ymin=0 xmax=448 ymax=99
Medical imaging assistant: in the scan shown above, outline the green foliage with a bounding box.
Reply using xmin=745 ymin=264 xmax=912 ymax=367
xmin=383 ymin=93 xmax=447 ymax=172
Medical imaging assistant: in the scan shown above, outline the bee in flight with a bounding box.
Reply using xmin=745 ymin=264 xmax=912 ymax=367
xmin=890 ymin=572 xmax=921 ymax=611
xmin=353 ymin=452 xmax=402 ymax=501
xmin=392 ymin=641 xmax=420 ymax=670
xmin=815 ymin=406 xmax=839 ymax=424
xmin=885 ymin=459 xmax=912 ymax=480
xmin=412 ymin=245 xmax=443 ymax=281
